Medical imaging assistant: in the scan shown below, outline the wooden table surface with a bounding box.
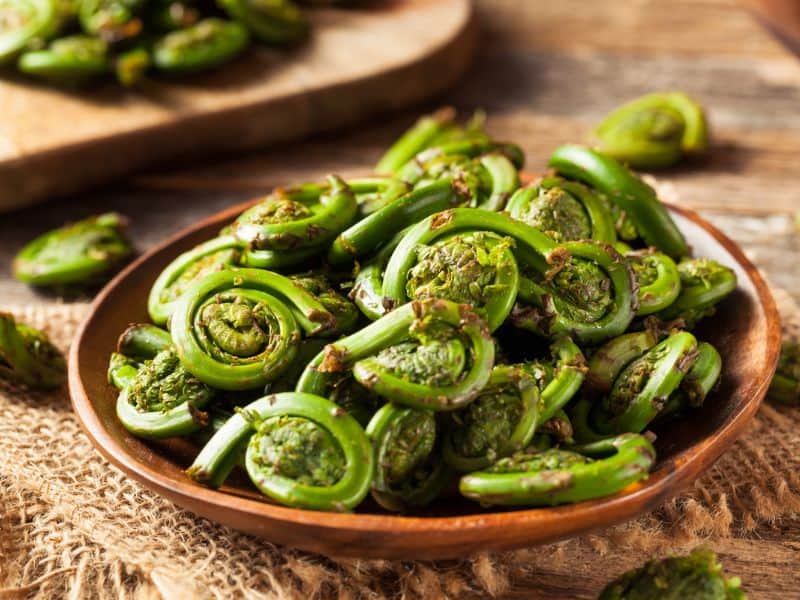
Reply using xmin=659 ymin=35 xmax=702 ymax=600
xmin=1 ymin=0 xmax=798 ymax=597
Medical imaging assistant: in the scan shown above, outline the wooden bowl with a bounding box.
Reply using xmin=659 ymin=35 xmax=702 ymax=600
xmin=69 ymin=200 xmax=781 ymax=560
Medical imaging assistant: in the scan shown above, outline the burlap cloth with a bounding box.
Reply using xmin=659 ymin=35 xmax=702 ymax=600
xmin=1 ymin=221 xmax=798 ymax=599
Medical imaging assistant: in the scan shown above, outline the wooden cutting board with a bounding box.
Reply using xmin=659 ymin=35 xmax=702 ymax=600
xmin=0 ymin=0 xmax=476 ymax=212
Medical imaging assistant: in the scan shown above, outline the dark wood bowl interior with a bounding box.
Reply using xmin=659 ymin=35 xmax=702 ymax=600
xmin=69 ymin=199 xmax=781 ymax=559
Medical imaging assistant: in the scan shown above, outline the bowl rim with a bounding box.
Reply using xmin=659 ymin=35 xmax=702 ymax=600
xmin=68 ymin=197 xmax=782 ymax=557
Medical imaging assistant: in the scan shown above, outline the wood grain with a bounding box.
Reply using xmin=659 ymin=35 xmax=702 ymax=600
xmin=0 ymin=0 xmax=476 ymax=211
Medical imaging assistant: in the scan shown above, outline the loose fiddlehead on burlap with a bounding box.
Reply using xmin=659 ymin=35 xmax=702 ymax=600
xmin=767 ymin=341 xmax=800 ymax=406
xmin=0 ymin=312 xmax=65 ymax=389
xmin=599 ymin=546 xmax=747 ymax=600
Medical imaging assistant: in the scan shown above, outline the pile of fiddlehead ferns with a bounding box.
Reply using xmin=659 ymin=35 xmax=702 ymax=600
xmin=107 ymin=108 xmax=738 ymax=513
xmin=0 ymin=0 xmax=364 ymax=86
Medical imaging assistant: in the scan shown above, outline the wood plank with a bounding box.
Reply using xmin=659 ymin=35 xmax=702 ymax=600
xmin=476 ymin=0 xmax=791 ymax=59
xmin=0 ymin=0 xmax=476 ymax=212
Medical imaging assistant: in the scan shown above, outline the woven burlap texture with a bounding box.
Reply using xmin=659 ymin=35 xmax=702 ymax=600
xmin=0 ymin=289 xmax=798 ymax=600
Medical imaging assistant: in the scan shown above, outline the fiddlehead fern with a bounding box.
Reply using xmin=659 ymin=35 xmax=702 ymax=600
xmin=218 ymin=0 xmax=308 ymax=45
xmin=18 ymin=34 xmax=110 ymax=84
xmin=109 ymin=323 xmax=216 ymax=439
xmin=506 ymin=177 xmax=616 ymax=243
xmin=767 ymin=341 xmax=800 ymax=406
xmin=657 ymin=341 xmax=722 ymax=420
xmin=0 ymin=312 xmax=65 ymax=389
xmin=297 ymin=299 xmax=495 ymax=411
xmin=169 ymin=268 xmax=337 ymax=390
xmin=114 ymin=350 xmax=217 ymax=439
xmin=549 ymin=144 xmax=689 ymax=258
xmin=79 ymin=0 xmax=144 ymax=42
xmin=573 ymin=331 xmax=705 ymax=440
xmin=657 ymin=257 xmax=737 ymax=327
xmin=148 ymin=235 xmax=244 ymax=326
xmin=398 ymin=151 xmax=521 ymax=211
xmin=519 ymin=335 xmax=586 ymax=422
xmin=288 ymin=272 xmax=360 ymax=335
xmin=402 ymin=231 xmax=519 ymax=332
xmin=616 ymin=243 xmax=681 ymax=316
xmin=459 ymin=433 xmax=655 ymax=507
xmin=593 ymin=92 xmax=709 ymax=169
xmin=13 ymin=213 xmax=132 ymax=288
xmin=366 ymin=403 xmax=451 ymax=510
xmin=599 ymin=546 xmax=747 ymax=600
xmin=152 ymin=18 xmax=249 ymax=73
xmin=233 ymin=175 xmax=357 ymax=266
xmin=533 ymin=409 xmax=574 ymax=448
xmin=146 ymin=0 xmax=199 ymax=31
xmin=327 ymin=179 xmax=470 ymax=267
xmin=442 ymin=365 xmax=540 ymax=472
xmin=348 ymin=176 xmax=411 ymax=217
xmin=375 ymin=107 xmax=489 ymax=176
xmin=116 ymin=322 xmax=173 ymax=358
xmin=188 ymin=392 xmax=374 ymax=511
xmin=382 ymin=207 xmax=635 ymax=344
xmin=584 ymin=330 xmax=659 ymax=394
xmin=349 ymin=228 xmax=408 ymax=321
xmin=0 ymin=0 xmax=58 ymax=65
